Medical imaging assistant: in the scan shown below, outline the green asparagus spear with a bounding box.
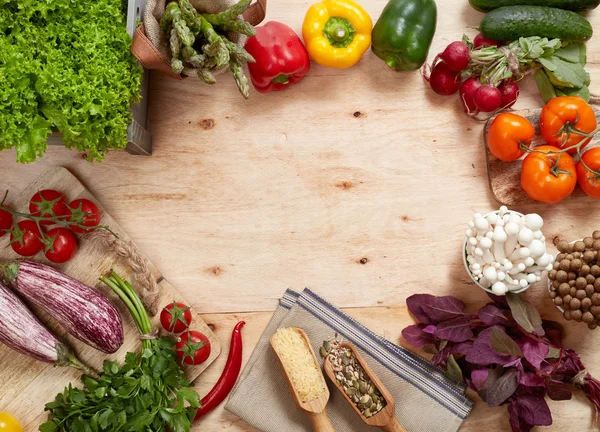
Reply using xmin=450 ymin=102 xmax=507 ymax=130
xmin=178 ymin=0 xmax=202 ymax=34
xmin=172 ymin=59 xmax=184 ymax=74
xmin=219 ymin=20 xmax=256 ymax=36
xmin=229 ymin=59 xmax=250 ymax=99
xmin=160 ymin=2 xmax=178 ymax=34
xmin=197 ymin=68 xmax=217 ymax=84
xmin=170 ymin=28 xmax=184 ymax=74
xmin=224 ymin=40 xmax=255 ymax=63
xmin=181 ymin=46 xmax=206 ymax=68
xmin=202 ymin=0 xmax=251 ymax=25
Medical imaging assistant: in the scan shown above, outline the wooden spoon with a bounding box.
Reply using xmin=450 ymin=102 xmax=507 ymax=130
xmin=323 ymin=342 xmax=407 ymax=432
xmin=270 ymin=328 xmax=336 ymax=432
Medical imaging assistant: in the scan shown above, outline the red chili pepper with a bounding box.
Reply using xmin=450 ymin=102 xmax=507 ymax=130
xmin=244 ymin=21 xmax=311 ymax=93
xmin=194 ymin=321 xmax=245 ymax=420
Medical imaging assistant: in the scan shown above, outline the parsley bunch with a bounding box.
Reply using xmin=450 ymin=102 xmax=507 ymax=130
xmin=40 ymin=273 xmax=200 ymax=432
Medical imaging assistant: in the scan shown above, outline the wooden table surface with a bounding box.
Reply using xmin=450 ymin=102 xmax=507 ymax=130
xmin=2 ymin=0 xmax=600 ymax=430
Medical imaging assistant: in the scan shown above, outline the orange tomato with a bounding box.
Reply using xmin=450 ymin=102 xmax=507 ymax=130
xmin=539 ymin=96 xmax=597 ymax=154
xmin=576 ymin=147 xmax=600 ymax=199
xmin=521 ymin=145 xmax=577 ymax=204
xmin=487 ymin=113 xmax=535 ymax=161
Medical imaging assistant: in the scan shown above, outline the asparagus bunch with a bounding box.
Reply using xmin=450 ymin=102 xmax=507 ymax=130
xmin=160 ymin=0 xmax=256 ymax=99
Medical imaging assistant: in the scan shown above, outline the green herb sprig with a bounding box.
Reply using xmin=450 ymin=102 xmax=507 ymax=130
xmin=40 ymin=273 xmax=200 ymax=432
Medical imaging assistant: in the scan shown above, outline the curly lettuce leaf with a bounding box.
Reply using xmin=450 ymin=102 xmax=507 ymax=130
xmin=0 ymin=0 xmax=142 ymax=163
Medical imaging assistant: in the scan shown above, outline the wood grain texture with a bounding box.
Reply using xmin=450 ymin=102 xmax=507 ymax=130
xmin=0 ymin=167 xmax=221 ymax=429
xmin=0 ymin=0 xmax=600 ymax=431
xmin=484 ymin=106 xmax=600 ymax=206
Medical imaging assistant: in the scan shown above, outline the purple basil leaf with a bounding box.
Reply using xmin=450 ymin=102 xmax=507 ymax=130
xmin=517 ymin=337 xmax=549 ymax=370
xmin=402 ymin=324 xmax=436 ymax=348
xmin=467 ymin=327 xmax=515 ymax=366
xmin=506 ymin=293 xmax=544 ymax=336
xmin=421 ymin=296 xmax=466 ymax=321
xmin=519 ymin=372 xmax=545 ymax=388
xmin=406 ymin=294 xmax=438 ymax=324
xmin=487 ymin=368 xmax=519 ymax=407
xmin=508 ymin=402 xmax=534 ymax=432
xmin=542 ymin=320 xmax=564 ymax=346
xmin=471 ymin=369 xmax=489 ymax=391
xmin=504 ymin=358 xmax=523 ymax=372
xmin=479 ymin=304 xmax=511 ymax=326
xmin=451 ymin=341 xmax=473 ymax=356
xmin=432 ymin=345 xmax=451 ymax=366
xmin=478 ymin=366 xmax=504 ymax=403
xmin=434 ymin=316 xmax=473 ymax=343
xmin=422 ymin=344 xmax=438 ymax=355
xmin=487 ymin=292 xmax=509 ymax=308
xmin=446 ymin=354 xmax=463 ymax=383
xmin=423 ymin=325 xmax=436 ymax=334
xmin=510 ymin=395 xmax=552 ymax=426
xmin=546 ymin=379 xmax=572 ymax=401
xmin=490 ymin=327 xmax=523 ymax=357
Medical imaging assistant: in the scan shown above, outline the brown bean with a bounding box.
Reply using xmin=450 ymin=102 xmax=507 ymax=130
xmin=592 ymin=293 xmax=600 ymax=306
xmin=581 ymin=265 xmax=591 ymax=276
xmin=585 ymin=237 xmax=595 ymax=248
xmin=593 ymin=230 xmax=600 ymax=240
xmin=570 ymin=298 xmax=582 ymax=310
xmin=553 ymin=280 xmax=562 ymax=289
xmin=575 ymin=241 xmax=587 ymax=252
xmin=594 ymin=240 xmax=600 ymax=251
xmin=554 ymin=297 xmax=564 ymax=306
xmin=572 ymin=310 xmax=583 ymax=321
xmin=582 ymin=297 xmax=592 ymax=310
xmin=564 ymin=309 xmax=572 ymax=320
xmin=568 ymin=272 xmax=577 ymax=281
xmin=549 ymin=269 xmax=558 ymax=280
xmin=583 ymin=311 xmax=595 ymax=324
xmin=587 ymin=274 xmax=597 ymax=285
xmin=557 ymin=253 xmax=566 ymax=262
xmin=559 ymin=283 xmax=570 ymax=295
xmin=591 ymin=305 xmax=600 ymax=315
xmin=550 ymin=291 xmax=557 ymax=299
xmin=586 ymin=285 xmax=595 ymax=296
xmin=595 ymin=279 xmax=600 ymax=292
xmin=571 ymin=259 xmax=583 ymax=272
xmin=566 ymin=254 xmax=574 ymax=260
xmin=592 ymin=266 xmax=600 ymax=277
xmin=560 ymin=260 xmax=571 ymax=271
xmin=557 ymin=240 xmax=571 ymax=252
xmin=553 ymin=261 xmax=561 ymax=270
xmin=576 ymin=277 xmax=588 ymax=289
xmin=584 ymin=251 xmax=596 ymax=263
xmin=557 ymin=270 xmax=569 ymax=282
xmin=569 ymin=280 xmax=576 ymax=287
xmin=564 ymin=294 xmax=573 ymax=304
xmin=577 ymin=289 xmax=587 ymax=300
xmin=589 ymin=322 xmax=598 ymax=330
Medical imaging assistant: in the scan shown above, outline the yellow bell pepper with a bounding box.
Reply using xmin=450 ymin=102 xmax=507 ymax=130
xmin=302 ymin=0 xmax=372 ymax=69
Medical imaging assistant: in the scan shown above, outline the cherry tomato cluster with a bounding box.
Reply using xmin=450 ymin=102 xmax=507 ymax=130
xmin=0 ymin=189 xmax=101 ymax=263
xmin=425 ymin=34 xmax=519 ymax=116
xmin=487 ymin=96 xmax=599 ymax=204
xmin=160 ymin=301 xmax=211 ymax=366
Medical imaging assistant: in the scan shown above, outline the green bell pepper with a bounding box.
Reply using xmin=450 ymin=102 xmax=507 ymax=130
xmin=371 ymin=0 xmax=437 ymax=71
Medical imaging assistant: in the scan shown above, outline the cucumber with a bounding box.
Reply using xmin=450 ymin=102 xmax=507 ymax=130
xmin=470 ymin=0 xmax=600 ymax=12
xmin=480 ymin=6 xmax=593 ymax=42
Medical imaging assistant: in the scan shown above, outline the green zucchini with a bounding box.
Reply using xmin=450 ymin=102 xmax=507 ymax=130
xmin=480 ymin=6 xmax=593 ymax=42
xmin=470 ymin=0 xmax=600 ymax=12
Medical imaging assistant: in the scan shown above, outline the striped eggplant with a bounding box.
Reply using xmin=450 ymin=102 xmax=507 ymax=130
xmin=0 ymin=281 xmax=96 ymax=375
xmin=4 ymin=261 xmax=124 ymax=354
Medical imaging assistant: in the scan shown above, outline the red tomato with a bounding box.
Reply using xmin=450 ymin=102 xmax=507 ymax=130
xmin=29 ymin=190 xmax=68 ymax=225
xmin=576 ymin=147 xmax=600 ymax=200
xmin=44 ymin=228 xmax=77 ymax=263
xmin=539 ymin=96 xmax=597 ymax=154
xmin=487 ymin=113 xmax=535 ymax=162
xmin=176 ymin=331 xmax=211 ymax=365
xmin=160 ymin=302 xmax=193 ymax=333
xmin=10 ymin=220 xmax=42 ymax=256
xmin=68 ymin=199 xmax=101 ymax=233
xmin=0 ymin=209 xmax=13 ymax=238
xmin=521 ymin=145 xmax=577 ymax=204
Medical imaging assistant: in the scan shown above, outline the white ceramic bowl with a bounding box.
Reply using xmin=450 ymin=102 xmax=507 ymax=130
xmin=463 ymin=210 xmax=530 ymax=295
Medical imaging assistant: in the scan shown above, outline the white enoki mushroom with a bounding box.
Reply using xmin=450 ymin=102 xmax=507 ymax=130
xmin=465 ymin=208 xmax=552 ymax=295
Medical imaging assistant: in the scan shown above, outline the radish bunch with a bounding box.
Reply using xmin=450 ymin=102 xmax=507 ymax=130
xmin=424 ymin=34 xmax=520 ymax=117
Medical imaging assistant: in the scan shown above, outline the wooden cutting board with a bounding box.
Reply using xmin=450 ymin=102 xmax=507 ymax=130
xmin=484 ymin=106 xmax=600 ymax=206
xmin=0 ymin=167 xmax=221 ymax=430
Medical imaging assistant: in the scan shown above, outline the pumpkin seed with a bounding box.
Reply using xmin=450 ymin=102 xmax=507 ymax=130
xmin=363 ymin=408 xmax=371 ymax=418
xmin=360 ymin=395 xmax=371 ymax=405
xmin=359 ymin=381 xmax=367 ymax=394
xmin=319 ymin=346 xmax=328 ymax=358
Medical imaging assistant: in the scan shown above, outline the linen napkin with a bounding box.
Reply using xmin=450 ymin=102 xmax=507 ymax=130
xmin=225 ymin=289 xmax=473 ymax=432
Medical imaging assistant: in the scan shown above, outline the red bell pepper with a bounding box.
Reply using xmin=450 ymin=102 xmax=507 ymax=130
xmin=244 ymin=21 xmax=311 ymax=93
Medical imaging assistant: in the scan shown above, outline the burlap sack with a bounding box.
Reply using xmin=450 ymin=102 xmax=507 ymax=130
xmin=132 ymin=0 xmax=266 ymax=79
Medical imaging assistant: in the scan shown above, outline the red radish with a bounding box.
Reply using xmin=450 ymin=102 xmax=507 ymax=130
xmin=473 ymin=33 xmax=499 ymax=49
xmin=498 ymin=80 xmax=519 ymax=109
xmin=440 ymin=41 xmax=470 ymax=72
xmin=459 ymin=78 xmax=482 ymax=113
xmin=428 ymin=62 xmax=461 ymax=95
xmin=474 ymin=85 xmax=502 ymax=112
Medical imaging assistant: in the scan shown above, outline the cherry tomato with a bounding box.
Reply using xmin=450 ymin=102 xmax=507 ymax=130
xmin=487 ymin=113 xmax=535 ymax=162
xmin=576 ymin=147 xmax=600 ymax=200
xmin=0 ymin=209 xmax=13 ymax=238
xmin=68 ymin=199 xmax=101 ymax=233
xmin=10 ymin=220 xmax=42 ymax=256
xmin=160 ymin=302 xmax=193 ymax=333
xmin=539 ymin=96 xmax=597 ymax=154
xmin=521 ymin=145 xmax=577 ymax=204
xmin=0 ymin=412 xmax=22 ymax=432
xmin=44 ymin=228 xmax=77 ymax=263
xmin=176 ymin=331 xmax=211 ymax=365
xmin=29 ymin=190 xmax=68 ymax=225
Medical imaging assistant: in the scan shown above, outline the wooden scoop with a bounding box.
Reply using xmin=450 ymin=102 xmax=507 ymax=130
xmin=270 ymin=328 xmax=336 ymax=432
xmin=323 ymin=342 xmax=407 ymax=432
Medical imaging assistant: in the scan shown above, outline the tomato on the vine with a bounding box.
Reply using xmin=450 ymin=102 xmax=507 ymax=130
xmin=29 ymin=190 xmax=68 ymax=225
xmin=0 ymin=412 xmax=22 ymax=432
xmin=160 ymin=302 xmax=193 ymax=333
xmin=539 ymin=96 xmax=597 ymax=154
xmin=10 ymin=220 xmax=42 ymax=256
xmin=576 ymin=147 xmax=600 ymax=200
xmin=44 ymin=228 xmax=77 ymax=263
xmin=521 ymin=145 xmax=577 ymax=204
xmin=68 ymin=199 xmax=101 ymax=233
xmin=0 ymin=209 xmax=13 ymax=238
xmin=487 ymin=113 xmax=535 ymax=162
xmin=176 ymin=331 xmax=211 ymax=365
